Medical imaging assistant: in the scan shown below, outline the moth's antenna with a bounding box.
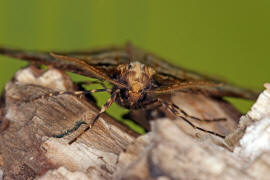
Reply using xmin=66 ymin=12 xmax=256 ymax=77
xmin=125 ymin=42 xmax=136 ymax=63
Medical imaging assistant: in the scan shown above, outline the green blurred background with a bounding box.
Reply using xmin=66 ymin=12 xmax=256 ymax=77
xmin=0 ymin=0 xmax=269 ymax=130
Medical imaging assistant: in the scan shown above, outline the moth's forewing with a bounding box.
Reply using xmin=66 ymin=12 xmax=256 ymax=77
xmin=0 ymin=47 xmax=98 ymax=78
xmin=0 ymin=47 xmax=124 ymax=85
xmin=49 ymin=53 xmax=126 ymax=88
xmin=0 ymin=44 xmax=259 ymax=100
xmin=149 ymin=73 xmax=258 ymax=100
xmin=149 ymin=70 xmax=258 ymax=100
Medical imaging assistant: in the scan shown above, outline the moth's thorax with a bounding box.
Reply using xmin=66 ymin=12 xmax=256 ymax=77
xmin=117 ymin=61 xmax=156 ymax=105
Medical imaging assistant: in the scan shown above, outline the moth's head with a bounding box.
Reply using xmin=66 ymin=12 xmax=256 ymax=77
xmin=117 ymin=61 xmax=155 ymax=104
xmin=117 ymin=62 xmax=155 ymax=90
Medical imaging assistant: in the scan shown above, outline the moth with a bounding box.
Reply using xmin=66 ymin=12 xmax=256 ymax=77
xmin=0 ymin=44 xmax=258 ymax=144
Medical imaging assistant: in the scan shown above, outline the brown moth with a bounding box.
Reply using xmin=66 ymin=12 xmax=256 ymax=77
xmin=0 ymin=44 xmax=258 ymax=144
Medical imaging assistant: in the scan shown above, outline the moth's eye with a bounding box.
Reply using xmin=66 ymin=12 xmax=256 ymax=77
xmin=128 ymin=64 xmax=132 ymax=69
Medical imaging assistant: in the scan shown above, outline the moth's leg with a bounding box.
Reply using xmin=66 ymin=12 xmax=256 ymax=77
xmin=158 ymin=99 xmax=225 ymax=122
xmin=186 ymin=114 xmax=226 ymax=122
xmin=25 ymin=88 xmax=111 ymax=103
xmin=179 ymin=108 xmax=226 ymax=122
xmin=142 ymin=100 xmax=167 ymax=116
xmin=68 ymin=89 xmax=120 ymax=145
xmin=147 ymin=99 xmax=225 ymax=122
xmin=157 ymin=98 xmax=225 ymax=138
xmin=42 ymin=88 xmax=112 ymax=138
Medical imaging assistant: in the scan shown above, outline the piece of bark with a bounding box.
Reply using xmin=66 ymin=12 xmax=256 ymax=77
xmin=114 ymin=119 xmax=252 ymax=180
xmin=232 ymin=84 xmax=270 ymax=160
xmin=0 ymin=65 xmax=264 ymax=180
xmin=226 ymin=83 xmax=270 ymax=148
xmin=0 ymin=66 xmax=136 ymax=180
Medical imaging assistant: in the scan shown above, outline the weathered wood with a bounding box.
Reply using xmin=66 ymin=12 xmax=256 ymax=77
xmin=1 ymin=66 xmax=267 ymax=180
xmin=0 ymin=66 xmax=136 ymax=180
xmin=114 ymin=119 xmax=250 ymax=180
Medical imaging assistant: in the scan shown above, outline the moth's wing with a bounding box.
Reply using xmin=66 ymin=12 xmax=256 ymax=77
xmin=0 ymin=45 xmax=260 ymax=100
xmin=61 ymin=47 xmax=129 ymax=78
xmin=50 ymin=54 xmax=126 ymax=88
xmin=0 ymin=47 xmax=126 ymax=87
xmin=147 ymin=70 xmax=259 ymax=100
xmin=125 ymin=44 xmax=259 ymax=100
xmin=0 ymin=44 xmax=141 ymax=77
xmin=60 ymin=46 xmax=131 ymax=66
